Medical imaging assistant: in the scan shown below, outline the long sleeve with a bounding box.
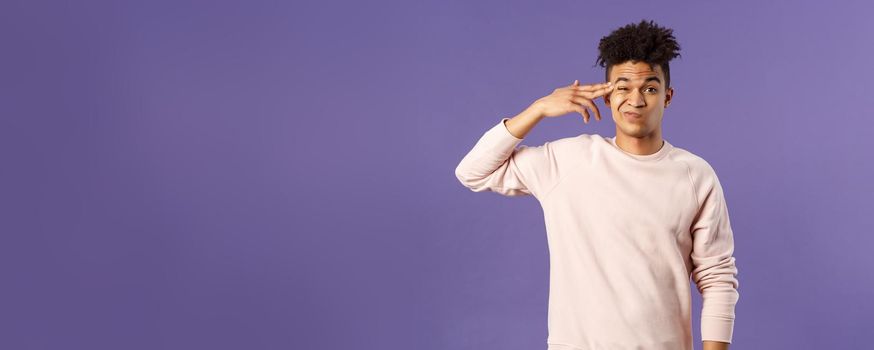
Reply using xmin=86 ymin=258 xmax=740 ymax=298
xmin=454 ymin=117 xmax=563 ymax=199
xmin=689 ymin=169 xmax=740 ymax=344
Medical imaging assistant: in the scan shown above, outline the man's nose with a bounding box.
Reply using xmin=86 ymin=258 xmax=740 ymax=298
xmin=627 ymin=90 xmax=645 ymax=107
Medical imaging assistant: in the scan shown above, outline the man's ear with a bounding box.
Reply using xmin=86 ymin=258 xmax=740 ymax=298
xmin=665 ymin=87 xmax=674 ymax=107
xmin=603 ymin=95 xmax=611 ymax=106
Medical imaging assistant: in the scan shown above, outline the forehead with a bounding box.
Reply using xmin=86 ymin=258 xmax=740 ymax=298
xmin=609 ymin=61 xmax=664 ymax=84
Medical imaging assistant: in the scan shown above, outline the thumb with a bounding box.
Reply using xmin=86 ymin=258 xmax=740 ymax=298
xmin=573 ymin=79 xmax=579 ymax=86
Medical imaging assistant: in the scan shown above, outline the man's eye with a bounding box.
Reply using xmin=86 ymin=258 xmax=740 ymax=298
xmin=645 ymin=87 xmax=657 ymax=92
xmin=618 ymin=87 xmax=628 ymax=91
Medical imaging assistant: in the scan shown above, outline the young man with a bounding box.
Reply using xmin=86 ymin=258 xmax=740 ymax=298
xmin=454 ymin=20 xmax=739 ymax=350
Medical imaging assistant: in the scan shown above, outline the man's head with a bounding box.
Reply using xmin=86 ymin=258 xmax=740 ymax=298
xmin=595 ymin=20 xmax=681 ymax=140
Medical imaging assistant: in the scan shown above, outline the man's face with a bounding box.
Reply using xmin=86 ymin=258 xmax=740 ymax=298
xmin=603 ymin=60 xmax=674 ymax=139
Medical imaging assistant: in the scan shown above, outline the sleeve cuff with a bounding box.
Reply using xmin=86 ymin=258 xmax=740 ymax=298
xmin=701 ymin=315 xmax=734 ymax=344
xmin=497 ymin=117 xmax=524 ymax=141
xmin=479 ymin=117 xmax=524 ymax=151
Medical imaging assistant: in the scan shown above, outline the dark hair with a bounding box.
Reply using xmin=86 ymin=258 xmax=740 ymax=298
xmin=595 ymin=19 xmax=681 ymax=89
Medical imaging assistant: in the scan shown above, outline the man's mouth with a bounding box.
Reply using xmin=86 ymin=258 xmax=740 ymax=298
xmin=623 ymin=111 xmax=643 ymax=120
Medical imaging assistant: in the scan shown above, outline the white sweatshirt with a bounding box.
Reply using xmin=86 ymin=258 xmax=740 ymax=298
xmin=454 ymin=118 xmax=740 ymax=350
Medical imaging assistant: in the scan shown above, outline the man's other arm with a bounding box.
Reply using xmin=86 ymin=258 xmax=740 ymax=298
xmin=690 ymin=165 xmax=740 ymax=346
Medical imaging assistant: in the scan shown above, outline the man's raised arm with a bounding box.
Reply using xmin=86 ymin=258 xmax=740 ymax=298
xmin=453 ymin=107 xmax=547 ymax=197
xmin=453 ymin=80 xmax=613 ymax=199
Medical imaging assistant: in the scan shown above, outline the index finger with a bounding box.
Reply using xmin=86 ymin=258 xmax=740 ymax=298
xmin=576 ymin=81 xmax=613 ymax=92
xmin=576 ymin=84 xmax=614 ymax=98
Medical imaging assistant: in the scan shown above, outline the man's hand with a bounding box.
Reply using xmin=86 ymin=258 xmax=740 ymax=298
xmin=505 ymin=80 xmax=614 ymax=138
xmin=703 ymin=340 xmax=729 ymax=350
xmin=531 ymin=80 xmax=614 ymax=124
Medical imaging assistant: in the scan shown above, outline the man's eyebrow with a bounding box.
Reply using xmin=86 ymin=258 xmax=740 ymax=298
xmin=614 ymin=77 xmax=662 ymax=84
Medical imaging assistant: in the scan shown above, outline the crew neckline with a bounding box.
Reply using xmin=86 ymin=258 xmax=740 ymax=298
xmin=607 ymin=135 xmax=673 ymax=162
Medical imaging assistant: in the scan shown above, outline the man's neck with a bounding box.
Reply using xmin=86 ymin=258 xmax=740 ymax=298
xmin=614 ymin=132 xmax=664 ymax=156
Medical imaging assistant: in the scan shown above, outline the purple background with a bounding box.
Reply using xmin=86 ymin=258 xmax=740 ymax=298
xmin=2 ymin=0 xmax=872 ymax=349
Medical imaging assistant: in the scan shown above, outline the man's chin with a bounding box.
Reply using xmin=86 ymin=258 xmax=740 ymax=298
xmin=618 ymin=125 xmax=653 ymax=139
